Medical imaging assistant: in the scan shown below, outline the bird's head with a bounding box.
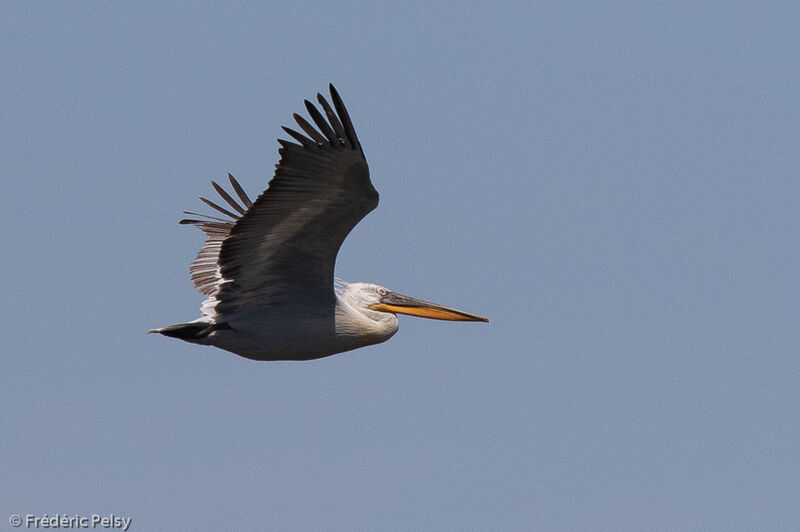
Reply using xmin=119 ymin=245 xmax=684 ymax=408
xmin=339 ymin=282 xmax=488 ymax=322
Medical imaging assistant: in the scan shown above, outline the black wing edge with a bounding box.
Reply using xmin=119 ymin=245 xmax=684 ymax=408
xmin=180 ymin=174 xmax=252 ymax=225
xmin=277 ymin=84 xmax=364 ymax=154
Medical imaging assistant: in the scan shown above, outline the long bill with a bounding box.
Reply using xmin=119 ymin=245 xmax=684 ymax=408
xmin=369 ymin=291 xmax=489 ymax=322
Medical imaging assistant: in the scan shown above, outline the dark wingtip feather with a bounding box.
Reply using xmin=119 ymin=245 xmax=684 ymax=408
xmin=281 ymin=125 xmax=312 ymax=146
xmin=328 ymin=84 xmax=360 ymax=149
xmin=293 ymin=111 xmax=327 ymax=144
xmin=181 ymin=210 xmax=231 ymax=224
xmin=304 ymin=98 xmax=336 ymax=143
xmin=199 ymin=196 xmax=239 ymax=220
xmin=228 ymin=173 xmax=252 ymax=208
xmin=211 ymin=180 xmax=247 ymax=216
xmin=317 ymin=92 xmax=347 ymax=142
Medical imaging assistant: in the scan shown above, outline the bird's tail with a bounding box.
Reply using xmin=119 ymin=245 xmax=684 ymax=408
xmin=148 ymin=321 xmax=229 ymax=340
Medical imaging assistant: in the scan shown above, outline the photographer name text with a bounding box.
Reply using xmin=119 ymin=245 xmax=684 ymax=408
xmin=9 ymin=514 xmax=131 ymax=531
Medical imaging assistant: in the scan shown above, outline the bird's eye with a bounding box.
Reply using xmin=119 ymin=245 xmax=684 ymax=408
xmin=377 ymin=287 xmax=388 ymax=296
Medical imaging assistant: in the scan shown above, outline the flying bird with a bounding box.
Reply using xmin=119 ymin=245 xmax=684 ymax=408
xmin=150 ymin=84 xmax=488 ymax=361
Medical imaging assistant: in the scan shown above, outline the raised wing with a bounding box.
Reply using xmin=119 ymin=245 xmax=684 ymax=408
xmin=184 ymin=85 xmax=378 ymax=317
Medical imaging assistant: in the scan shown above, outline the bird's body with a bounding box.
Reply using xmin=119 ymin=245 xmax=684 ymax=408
xmin=164 ymin=283 xmax=399 ymax=361
xmin=151 ymin=85 xmax=487 ymax=361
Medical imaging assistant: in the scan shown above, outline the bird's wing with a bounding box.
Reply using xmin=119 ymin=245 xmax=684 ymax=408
xmin=183 ymin=84 xmax=378 ymax=317
xmin=179 ymin=174 xmax=252 ymax=306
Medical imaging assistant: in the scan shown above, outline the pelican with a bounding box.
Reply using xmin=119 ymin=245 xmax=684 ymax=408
xmin=150 ymin=84 xmax=488 ymax=361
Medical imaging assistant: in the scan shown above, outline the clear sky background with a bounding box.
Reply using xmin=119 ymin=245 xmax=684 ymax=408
xmin=2 ymin=2 xmax=799 ymax=531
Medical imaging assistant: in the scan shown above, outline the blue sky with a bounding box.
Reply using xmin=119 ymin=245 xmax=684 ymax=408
xmin=2 ymin=2 xmax=799 ymax=530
